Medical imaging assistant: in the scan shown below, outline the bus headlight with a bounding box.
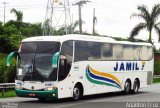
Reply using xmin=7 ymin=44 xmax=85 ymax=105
xmin=45 ymin=87 xmax=57 ymax=91
xmin=15 ymin=85 xmax=22 ymax=89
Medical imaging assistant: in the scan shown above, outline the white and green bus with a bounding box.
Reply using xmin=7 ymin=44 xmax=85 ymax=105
xmin=7 ymin=34 xmax=153 ymax=100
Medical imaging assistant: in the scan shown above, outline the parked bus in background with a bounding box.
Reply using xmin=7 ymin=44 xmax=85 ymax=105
xmin=7 ymin=34 xmax=153 ymax=100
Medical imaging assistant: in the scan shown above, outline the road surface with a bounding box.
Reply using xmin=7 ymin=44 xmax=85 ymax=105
xmin=0 ymin=84 xmax=160 ymax=108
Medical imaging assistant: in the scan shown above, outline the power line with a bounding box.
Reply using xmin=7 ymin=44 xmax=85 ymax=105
xmin=90 ymin=1 xmax=132 ymax=12
xmin=0 ymin=5 xmax=46 ymax=10
xmin=0 ymin=4 xmax=46 ymax=8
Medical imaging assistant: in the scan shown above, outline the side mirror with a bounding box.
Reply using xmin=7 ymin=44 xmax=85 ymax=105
xmin=59 ymin=55 xmax=67 ymax=73
xmin=6 ymin=51 xmax=19 ymax=66
xmin=52 ymin=52 xmax=60 ymax=68
xmin=60 ymin=55 xmax=67 ymax=66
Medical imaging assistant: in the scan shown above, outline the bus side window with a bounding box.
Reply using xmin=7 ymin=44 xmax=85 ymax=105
xmin=74 ymin=41 xmax=89 ymax=62
xmin=133 ymin=46 xmax=140 ymax=60
xmin=140 ymin=46 xmax=148 ymax=60
xmin=113 ymin=44 xmax=123 ymax=60
xmin=123 ymin=45 xmax=133 ymax=60
xmin=147 ymin=46 xmax=153 ymax=60
xmin=101 ymin=43 xmax=113 ymax=60
xmin=88 ymin=42 xmax=101 ymax=60
xmin=59 ymin=41 xmax=73 ymax=81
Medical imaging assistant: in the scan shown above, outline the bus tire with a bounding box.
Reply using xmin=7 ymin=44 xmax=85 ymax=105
xmin=132 ymin=79 xmax=139 ymax=94
xmin=73 ymin=84 xmax=82 ymax=101
xmin=124 ymin=79 xmax=131 ymax=94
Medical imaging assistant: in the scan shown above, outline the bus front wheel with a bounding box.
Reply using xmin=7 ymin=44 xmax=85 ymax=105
xmin=73 ymin=85 xmax=82 ymax=101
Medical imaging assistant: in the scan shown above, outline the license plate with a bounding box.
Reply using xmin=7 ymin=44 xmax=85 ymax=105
xmin=29 ymin=93 xmax=36 ymax=97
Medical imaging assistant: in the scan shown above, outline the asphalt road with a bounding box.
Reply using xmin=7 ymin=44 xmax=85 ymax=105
xmin=0 ymin=84 xmax=160 ymax=108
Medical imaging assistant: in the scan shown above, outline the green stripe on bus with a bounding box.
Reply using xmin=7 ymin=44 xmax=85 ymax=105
xmin=86 ymin=68 xmax=120 ymax=89
xmin=52 ymin=52 xmax=60 ymax=68
xmin=6 ymin=51 xmax=17 ymax=66
xmin=15 ymin=89 xmax=58 ymax=99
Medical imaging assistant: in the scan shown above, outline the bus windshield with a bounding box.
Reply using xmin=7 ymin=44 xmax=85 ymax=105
xmin=18 ymin=42 xmax=60 ymax=82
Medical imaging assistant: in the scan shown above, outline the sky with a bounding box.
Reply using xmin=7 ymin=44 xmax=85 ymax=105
xmin=0 ymin=0 xmax=160 ymax=47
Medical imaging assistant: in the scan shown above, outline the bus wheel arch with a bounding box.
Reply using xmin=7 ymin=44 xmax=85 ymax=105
xmin=132 ymin=78 xmax=140 ymax=94
xmin=73 ymin=82 xmax=84 ymax=101
xmin=124 ymin=78 xmax=132 ymax=94
xmin=135 ymin=78 xmax=140 ymax=88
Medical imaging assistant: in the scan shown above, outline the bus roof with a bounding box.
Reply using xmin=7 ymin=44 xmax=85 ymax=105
xmin=21 ymin=34 xmax=152 ymax=46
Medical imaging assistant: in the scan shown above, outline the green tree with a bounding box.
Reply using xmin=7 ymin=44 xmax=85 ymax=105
xmin=0 ymin=35 xmax=13 ymax=53
xmin=20 ymin=22 xmax=43 ymax=37
xmin=68 ymin=20 xmax=79 ymax=34
xmin=53 ymin=20 xmax=84 ymax=35
xmin=0 ymin=21 xmax=5 ymax=35
xmin=30 ymin=23 xmax=43 ymax=36
xmin=43 ymin=19 xmax=53 ymax=35
xmin=130 ymin=4 xmax=160 ymax=43
xmin=4 ymin=24 xmax=18 ymax=35
xmin=10 ymin=8 xmax=23 ymax=31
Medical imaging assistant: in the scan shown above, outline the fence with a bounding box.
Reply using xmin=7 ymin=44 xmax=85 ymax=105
xmin=0 ymin=83 xmax=15 ymax=97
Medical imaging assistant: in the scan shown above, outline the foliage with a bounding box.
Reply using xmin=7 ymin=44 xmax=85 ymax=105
xmin=0 ymin=35 xmax=23 ymax=54
xmin=4 ymin=24 xmax=18 ymax=35
xmin=0 ymin=22 xmax=5 ymax=35
xmin=153 ymin=77 xmax=160 ymax=83
xmin=0 ymin=90 xmax=16 ymax=98
xmin=0 ymin=35 xmax=13 ymax=54
xmin=0 ymin=54 xmax=16 ymax=83
xmin=130 ymin=4 xmax=160 ymax=44
xmin=10 ymin=8 xmax=23 ymax=31
xmin=154 ymin=61 xmax=160 ymax=75
xmin=20 ymin=22 xmax=43 ymax=37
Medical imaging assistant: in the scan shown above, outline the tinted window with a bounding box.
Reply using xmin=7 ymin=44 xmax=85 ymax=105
xmin=59 ymin=41 xmax=73 ymax=81
xmin=74 ymin=41 xmax=152 ymax=61
xmin=34 ymin=42 xmax=60 ymax=81
xmin=74 ymin=41 xmax=101 ymax=61
xmin=133 ymin=46 xmax=140 ymax=60
xmin=147 ymin=47 xmax=153 ymax=60
xmin=36 ymin=42 xmax=60 ymax=54
xmin=74 ymin=41 xmax=89 ymax=62
xmin=140 ymin=46 xmax=148 ymax=60
xmin=123 ymin=45 xmax=133 ymax=60
xmin=101 ymin=43 xmax=112 ymax=60
xmin=113 ymin=44 xmax=123 ymax=60
xmin=19 ymin=42 xmax=60 ymax=81
xmin=88 ymin=42 xmax=101 ymax=60
xmin=20 ymin=42 xmax=37 ymax=54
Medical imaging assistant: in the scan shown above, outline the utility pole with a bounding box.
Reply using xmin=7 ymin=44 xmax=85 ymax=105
xmin=2 ymin=2 xmax=8 ymax=25
xmin=92 ymin=8 xmax=97 ymax=35
xmin=73 ymin=0 xmax=90 ymax=34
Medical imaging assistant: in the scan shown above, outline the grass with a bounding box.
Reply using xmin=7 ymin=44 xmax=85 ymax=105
xmin=153 ymin=77 xmax=160 ymax=83
xmin=0 ymin=90 xmax=16 ymax=98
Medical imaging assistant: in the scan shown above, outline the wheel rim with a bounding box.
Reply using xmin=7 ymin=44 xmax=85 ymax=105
xmin=73 ymin=87 xmax=80 ymax=99
xmin=125 ymin=82 xmax=130 ymax=93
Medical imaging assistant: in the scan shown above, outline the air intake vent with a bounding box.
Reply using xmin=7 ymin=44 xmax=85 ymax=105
xmin=147 ymin=71 xmax=153 ymax=85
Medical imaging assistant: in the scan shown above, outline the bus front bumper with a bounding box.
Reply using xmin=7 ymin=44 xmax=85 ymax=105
xmin=15 ymin=89 xmax=58 ymax=99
